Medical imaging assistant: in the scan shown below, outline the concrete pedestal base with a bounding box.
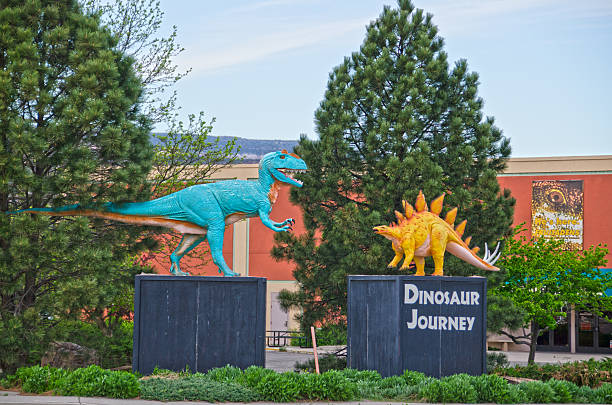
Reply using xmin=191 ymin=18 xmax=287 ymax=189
xmin=133 ymin=275 xmax=266 ymax=375
xmin=347 ymin=275 xmax=487 ymax=378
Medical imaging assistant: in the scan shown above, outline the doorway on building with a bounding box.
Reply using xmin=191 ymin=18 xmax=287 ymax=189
xmin=269 ymin=292 xmax=289 ymax=331
xmin=537 ymin=313 xmax=570 ymax=352
xmin=577 ymin=311 xmax=612 ymax=353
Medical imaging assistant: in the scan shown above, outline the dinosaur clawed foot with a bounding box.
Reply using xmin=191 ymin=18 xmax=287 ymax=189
xmin=218 ymin=268 xmax=239 ymax=277
xmin=169 ymin=263 xmax=190 ymax=276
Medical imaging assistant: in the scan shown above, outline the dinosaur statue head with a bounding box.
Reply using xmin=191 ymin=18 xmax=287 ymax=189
xmin=373 ymin=224 xmax=402 ymax=241
xmin=260 ymin=149 xmax=307 ymax=187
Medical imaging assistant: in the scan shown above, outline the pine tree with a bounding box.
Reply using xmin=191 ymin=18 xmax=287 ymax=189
xmin=273 ymin=0 xmax=515 ymax=330
xmin=0 ymin=0 xmax=153 ymax=372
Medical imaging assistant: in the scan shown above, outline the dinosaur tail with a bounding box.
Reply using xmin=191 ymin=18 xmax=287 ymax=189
xmin=446 ymin=241 xmax=500 ymax=271
xmin=6 ymin=196 xmax=205 ymax=235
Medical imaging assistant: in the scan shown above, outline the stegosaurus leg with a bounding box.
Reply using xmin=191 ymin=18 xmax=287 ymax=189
xmin=414 ymin=256 xmax=425 ymax=276
xmin=431 ymin=223 xmax=448 ymax=276
xmin=389 ymin=241 xmax=404 ymax=267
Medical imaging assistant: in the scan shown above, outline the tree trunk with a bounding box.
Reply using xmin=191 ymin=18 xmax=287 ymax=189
xmin=528 ymin=320 xmax=540 ymax=364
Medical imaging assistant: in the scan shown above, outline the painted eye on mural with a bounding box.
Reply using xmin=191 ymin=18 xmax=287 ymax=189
xmin=546 ymin=188 xmax=567 ymax=205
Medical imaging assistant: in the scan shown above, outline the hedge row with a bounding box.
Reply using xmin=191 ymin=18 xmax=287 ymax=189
xmin=4 ymin=363 xmax=612 ymax=403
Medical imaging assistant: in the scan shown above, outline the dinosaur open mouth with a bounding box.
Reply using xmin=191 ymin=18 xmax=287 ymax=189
xmin=278 ymin=169 xmax=306 ymax=185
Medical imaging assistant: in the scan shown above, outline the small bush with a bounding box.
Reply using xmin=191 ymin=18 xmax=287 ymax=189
xmin=546 ymin=378 xmax=580 ymax=403
xmin=8 ymin=365 xmax=138 ymax=398
xmin=403 ymin=370 xmax=429 ymax=386
xmin=487 ymin=351 xmax=510 ymax=370
xmin=256 ymin=372 xmax=301 ymax=402
xmin=507 ymin=384 xmax=528 ymax=403
xmin=140 ymin=375 xmax=260 ymax=402
xmin=595 ymin=382 xmax=612 ymax=404
xmin=470 ymin=373 xmax=511 ymax=403
xmin=241 ymin=365 xmax=275 ymax=388
xmin=53 ymin=365 xmax=139 ymax=398
xmin=518 ymin=380 xmax=556 ymax=403
xmin=320 ymin=370 xmax=357 ymax=400
xmin=339 ymin=368 xmax=382 ymax=383
xmin=206 ymin=364 xmax=243 ymax=382
xmin=421 ymin=374 xmax=478 ymax=403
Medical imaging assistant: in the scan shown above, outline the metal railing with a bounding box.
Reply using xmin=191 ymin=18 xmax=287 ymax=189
xmin=266 ymin=330 xmax=310 ymax=347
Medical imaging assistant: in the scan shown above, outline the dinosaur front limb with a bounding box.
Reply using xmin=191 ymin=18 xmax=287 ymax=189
xmin=271 ymin=218 xmax=295 ymax=228
xmin=389 ymin=241 xmax=403 ymax=267
xmin=259 ymin=209 xmax=292 ymax=232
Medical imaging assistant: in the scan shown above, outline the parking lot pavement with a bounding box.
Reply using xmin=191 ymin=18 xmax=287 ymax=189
xmin=264 ymin=349 xmax=315 ymax=372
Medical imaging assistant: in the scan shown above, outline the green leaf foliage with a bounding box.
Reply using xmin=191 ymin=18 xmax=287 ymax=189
xmin=140 ymin=374 xmax=260 ymax=402
xmin=0 ymin=0 xmax=153 ymax=373
xmin=6 ymin=363 xmax=612 ymax=403
xmin=491 ymin=225 xmax=611 ymax=363
xmin=8 ymin=365 xmax=139 ymax=398
xmin=273 ymin=0 xmax=514 ymax=330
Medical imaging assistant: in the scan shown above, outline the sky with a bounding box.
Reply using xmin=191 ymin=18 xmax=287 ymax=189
xmin=155 ymin=0 xmax=612 ymax=158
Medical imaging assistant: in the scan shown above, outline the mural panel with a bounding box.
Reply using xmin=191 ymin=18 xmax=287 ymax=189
xmin=531 ymin=180 xmax=583 ymax=250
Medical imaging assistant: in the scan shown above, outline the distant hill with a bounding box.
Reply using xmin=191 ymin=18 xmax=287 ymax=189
xmin=151 ymin=134 xmax=299 ymax=163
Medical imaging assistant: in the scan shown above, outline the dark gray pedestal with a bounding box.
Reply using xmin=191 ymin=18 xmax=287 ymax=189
xmin=347 ymin=275 xmax=487 ymax=378
xmin=133 ymin=275 xmax=266 ymax=375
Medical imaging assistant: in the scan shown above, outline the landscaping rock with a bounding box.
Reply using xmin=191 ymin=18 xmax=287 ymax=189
xmin=40 ymin=341 xmax=100 ymax=369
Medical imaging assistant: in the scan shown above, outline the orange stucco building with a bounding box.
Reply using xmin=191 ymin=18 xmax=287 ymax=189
xmin=149 ymin=155 xmax=612 ymax=352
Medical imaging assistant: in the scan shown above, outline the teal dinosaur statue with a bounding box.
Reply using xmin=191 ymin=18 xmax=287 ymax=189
xmin=9 ymin=150 xmax=307 ymax=276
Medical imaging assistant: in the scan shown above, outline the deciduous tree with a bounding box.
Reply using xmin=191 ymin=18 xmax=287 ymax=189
xmin=491 ymin=226 xmax=611 ymax=364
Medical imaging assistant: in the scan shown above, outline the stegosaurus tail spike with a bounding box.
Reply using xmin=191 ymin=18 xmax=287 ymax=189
xmin=445 ymin=207 xmax=458 ymax=225
xmin=415 ymin=190 xmax=428 ymax=212
xmin=472 ymin=246 xmax=480 ymax=255
xmin=402 ymin=200 xmax=414 ymax=218
xmin=395 ymin=210 xmax=405 ymax=223
xmin=464 ymin=236 xmax=472 ymax=246
xmin=430 ymin=194 xmax=445 ymax=215
xmin=455 ymin=219 xmax=467 ymax=237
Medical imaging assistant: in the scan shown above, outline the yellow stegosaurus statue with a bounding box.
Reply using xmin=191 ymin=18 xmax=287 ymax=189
xmin=374 ymin=191 xmax=500 ymax=276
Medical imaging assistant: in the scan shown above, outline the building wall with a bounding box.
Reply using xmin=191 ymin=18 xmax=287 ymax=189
xmin=148 ymin=155 xmax=612 ymax=339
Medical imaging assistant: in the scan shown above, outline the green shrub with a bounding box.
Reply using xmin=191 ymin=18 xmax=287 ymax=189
xmin=8 ymin=365 xmax=138 ymax=398
xmin=470 ymin=373 xmax=511 ymax=403
xmin=487 ymin=351 xmax=510 ymax=370
xmin=595 ymin=382 xmax=612 ymax=404
xmin=206 ymin=364 xmax=243 ymax=382
xmin=294 ymin=354 xmax=346 ymax=372
xmin=421 ymin=374 xmax=478 ymax=403
xmin=518 ymin=380 xmax=556 ymax=403
xmin=139 ymin=375 xmax=260 ymax=402
xmin=320 ymin=370 xmax=357 ymax=400
xmin=575 ymin=385 xmax=597 ymax=403
xmin=53 ymin=365 xmax=139 ymax=398
xmin=52 ymin=320 xmax=134 ymax=369
xmin=12 ymin=366 xmax=67 ymax=394
xmin=339 ymin=368 xmax=382 ymax=383
xmin=256 ymin=372 xmax=301 ymax=402
xmin=402 ymin=370 xmax=429 ymax=386
xmin=546 ymin=378 xmax=580 ymax=403
xmin=241 ymin=365 xmax=275 ymax=388
xmin=507 ymin=384 xmax=528 ymax=403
